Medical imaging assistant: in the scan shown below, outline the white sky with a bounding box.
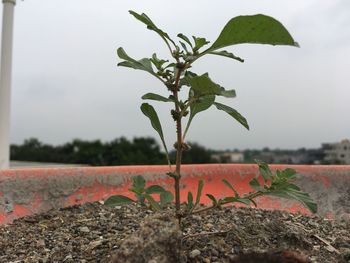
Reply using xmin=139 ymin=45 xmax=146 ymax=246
xmin=3 ymin=0 xmax=350 ymax=150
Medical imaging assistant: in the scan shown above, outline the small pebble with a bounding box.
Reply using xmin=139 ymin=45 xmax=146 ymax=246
xmin=189 ymin=249 xmax=201 ymax=258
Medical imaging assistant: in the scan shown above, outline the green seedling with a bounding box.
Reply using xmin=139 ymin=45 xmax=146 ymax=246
xmin=105 ymin=175 xmax=173 ymax=211
xmin=106 ymin=10 xmax=317 ymax=217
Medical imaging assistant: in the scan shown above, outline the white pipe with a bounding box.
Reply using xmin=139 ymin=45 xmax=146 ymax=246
xmin=0 ymin=0 xmax=16 ymax=169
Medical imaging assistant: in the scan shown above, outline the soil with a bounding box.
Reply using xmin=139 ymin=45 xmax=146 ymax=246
xmin=0 ymin=202 xmax=349 ymax=263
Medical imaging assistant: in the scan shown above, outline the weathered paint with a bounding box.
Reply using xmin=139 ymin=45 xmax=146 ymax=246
xmin=0 ymin=164 xmax=349 ymax=224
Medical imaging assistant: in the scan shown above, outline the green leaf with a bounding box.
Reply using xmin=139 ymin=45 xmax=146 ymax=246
xmin=140 ymin=103 xmax=169 ymax=160
xmin=132 ymin=175 xmax=146 ymax=192
xmin=160 ymin=191 xmax=174 ymax=207
xmin=249 ymin=178 xmax=262 ymax=191
xmin=144 ymin=194 xmax=161 ymax=211
xmin=150 ymin=53 xmax=168 ymax=70
xmin=187 ymin=192 xmax=194 ymax=209
xmin=177 ymin=33 xmax=193 ymax=47
xmin=184 ymin=95 xmax=215 ymax=139
xmin=267 ymin=189 xmax=317 ymax=213
xmin=256 ymin=161 xmax=273 ymax=182
xmin=280 ymin=168 xmax=298 ymax=179
xmin=104 ymin=195 xmax=134 ymax=207
xmin=206 ymin=194 xmax=218 ymax=206
xmin=117 ymin=48 xmax=155 ymax=76
xmin=208 ymin=50 xmax=244 ymax=63
xmin=222 ymin=179 xmax=239 ymax=198
xmin=209 ymin=14 xmax=298 ymax=52
xmin=184 ymin=74 xmax=222 ymax=96
xmin=213 ymin=102 xmax=249 ymax=130
xmin=142 ymin=93 xmax=173 ymax=102
xmin=194 ymin=180 xmax=204 ymax=207
xmin=179 ymin=41 xmax=189 ymax=53
xmin=192 ymin=36 xmax=210 ymax=51
xmin=129 ymin=10 xmax=176 ymax=47
xmin=236 ymin=198 xmax=253 ymax=206
xmin=145 ymin=185 xmax=167 ymax=194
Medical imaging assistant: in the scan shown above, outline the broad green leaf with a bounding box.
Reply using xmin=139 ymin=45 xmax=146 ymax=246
xmin=194 ymin=180 xmax=204 ymax=207
xmin=140 ymin=103 xmax=169 ymax=160
xmin=117 ymin=48 xmax=156 ymax=76
xmin=256 ymin=161 xmax=273 ymax=182
xmin=208 ymin=50 xmax=244 ymax=63
xmin=104 ymin=195 xmax=134 ymax=207
xmin=129 ymin=10 xmax=176 ymax=47
xmin=177 ymin=33 xmax=193 ymax=47
xmin=184 ymin=74 xmax=222 ymax=96
xmin=208 ymin=14 xmax=298 ymax=52
xmin=160 ymin=191 xmax=174 ymax=207
xmin=249 ymin=178 xmax=262 ymax=191
xmin=144 ymin=194 xmax=161 ymax=211
xmin=132 ymin=175 xmax=146 ymax=192
xmin=219 ymin=88 xmax=236 ymax=98
xmin=206 ymin=194 xmax=218 ymax=206
xmin=222 ymin=179 xmax=239 ymax=197
xmin=145 ymin=185 xmax=167 ymax=194
xmin=142 ymin=93 xmax=173 ymax=102
xmin=213 ymin=102 xmax=249 ymax=130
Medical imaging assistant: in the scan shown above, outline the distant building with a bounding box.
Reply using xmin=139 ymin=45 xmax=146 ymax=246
xmin=323 ymin=139 xmax=350 ymax=164
xmin=211 ymin=152 xmax=244 ymax=163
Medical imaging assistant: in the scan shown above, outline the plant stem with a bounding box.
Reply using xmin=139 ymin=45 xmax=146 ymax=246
xmin=172 ymin=67 xmax=183 ymax=215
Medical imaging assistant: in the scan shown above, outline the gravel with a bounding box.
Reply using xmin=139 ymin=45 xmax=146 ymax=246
xmin=0 ymin=202 xmax=349 ymax=262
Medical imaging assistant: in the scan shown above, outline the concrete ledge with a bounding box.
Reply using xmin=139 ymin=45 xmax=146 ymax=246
xmin=0 ymin=164 xmax=349 ymax=224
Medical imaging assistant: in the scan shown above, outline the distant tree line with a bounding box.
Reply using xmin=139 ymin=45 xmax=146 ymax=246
xmin=10 ymin=137 xmax=214 ymax=166
xmin=11 ymin=137 xmax=327 ymax=165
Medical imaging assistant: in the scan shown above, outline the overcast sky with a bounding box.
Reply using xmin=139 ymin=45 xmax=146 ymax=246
xmin=3 ymin=0 xmax=350 ymax=150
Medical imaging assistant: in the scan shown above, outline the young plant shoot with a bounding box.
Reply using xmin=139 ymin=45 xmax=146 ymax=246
xmin=105 ymin=11 xmax=317 ymax=217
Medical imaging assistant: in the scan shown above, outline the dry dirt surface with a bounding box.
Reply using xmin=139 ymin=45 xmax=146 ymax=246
xmin=0 ymin=202 xmax=349 ymax=263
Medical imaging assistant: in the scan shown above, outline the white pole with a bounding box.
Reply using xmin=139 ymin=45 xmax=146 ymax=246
xmin=0 ymin=0 xmax=16 ymax=169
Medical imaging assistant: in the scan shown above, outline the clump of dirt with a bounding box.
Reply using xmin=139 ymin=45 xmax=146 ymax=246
xmin=0 ymin=202 xmax=349 ymax=263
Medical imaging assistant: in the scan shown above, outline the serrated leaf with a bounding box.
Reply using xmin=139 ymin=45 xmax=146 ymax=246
xmin=206 ymin=194 xmax=218 ymax=206
xmin=160 ymin=191 xmax=174 ymax=207
xmin=208 ymin=50 xmax=244 ymax=63
xmin=249 ymin=178 xmax=262 ymax=191
xmin=145 ymin=185 xmax=167 ymax=194
xmin=214 ymin=102 xmax=249 ymax=130
xmin=132 ymin=175 xmax=146 ymax=192
xmin=140 ymin=103 xmax=169 ymax=160
xmin=144 ymin=194 xmax=161 ymax=211
xmin=209 ymin=14 xmax=298 ymax=52
xmin=177 ymin=33 xmax=193 ymax=47
xmin=104 ymin=195 xmax=134 ymax=207
xmin=142 ymin=93 xmax=173 ymax=102
xmin=194 ymin=180 xmax=204 ymax=208
xmin=117 ymin=48 xmax=156 ymax=76
xmin=129 ymin=10 xmax=176 ymax=47
xmin=222 ymin=179 xmax=239 ymax=198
